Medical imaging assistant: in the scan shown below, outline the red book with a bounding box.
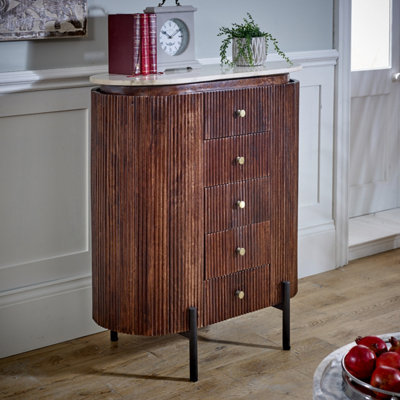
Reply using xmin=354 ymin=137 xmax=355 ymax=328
xmin=140 ymin=14 xmax=150 ymax=75
xmin=133 ymin=14 xmax=141 ymax=75
xmin=108 ymin=14 xmax=141 ymax=75
xmin=148 ymin=14 xmax=157 ymax=74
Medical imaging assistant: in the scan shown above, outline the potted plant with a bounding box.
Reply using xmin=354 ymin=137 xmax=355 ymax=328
xmin=218 ymin=13 xmax=292 ymax=67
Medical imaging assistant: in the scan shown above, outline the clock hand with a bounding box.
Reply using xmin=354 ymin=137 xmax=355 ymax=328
xmin=171 ymin=29 xmax=180 ymax=37
xmin=161 ymin=30 xmax=173 ymax=39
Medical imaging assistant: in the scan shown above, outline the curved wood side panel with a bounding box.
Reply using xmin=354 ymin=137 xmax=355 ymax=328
xmin=91 ymin=91 xmax=170 ymax=335
xmin=269 ymin=81 xmax=299 ymax=305
xmin=92 ymin=92 xmax=135 ymax=333
xmin=92 ymin=90 xmax=203 ymax=335
xmin=283 ymin=81 xmax=299 ymax=299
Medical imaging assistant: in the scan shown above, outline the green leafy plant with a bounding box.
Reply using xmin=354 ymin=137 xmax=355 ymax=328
xmin=218 ymin=13 xmax=292 ymax=67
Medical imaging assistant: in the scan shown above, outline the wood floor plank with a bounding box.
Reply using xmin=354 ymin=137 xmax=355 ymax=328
xmin=1 ymin=249 xmax=399 ymax=399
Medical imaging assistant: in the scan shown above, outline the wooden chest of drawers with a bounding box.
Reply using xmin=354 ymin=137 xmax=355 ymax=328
xmin=91 ymin=71 xmax=299 ymax=380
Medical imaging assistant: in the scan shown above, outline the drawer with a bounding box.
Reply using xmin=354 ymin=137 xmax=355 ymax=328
xmin=204 ymin=87 xmax=270 ymax=139
xmin=204 ymin=132 xmax=270 ymax=187
xmin=205 ymin=177 xmax=270 ymax=233
xmin=205 ymin=221 xmax=270 ymax=279
xmin=203 ymin=265 xmax=270 ymax=326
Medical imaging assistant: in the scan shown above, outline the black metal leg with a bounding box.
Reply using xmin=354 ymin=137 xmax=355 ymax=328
xmin=110 ymin=330 xmax=118 ymax=342
xmin=188 ymin=307 xmax=198 ymax=382
xmin=282 ymin=281 xmax=290 ymax=350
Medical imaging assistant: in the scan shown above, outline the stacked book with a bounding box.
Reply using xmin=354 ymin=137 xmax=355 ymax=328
xmin=108 ymin=13 xmax=157 ymax=76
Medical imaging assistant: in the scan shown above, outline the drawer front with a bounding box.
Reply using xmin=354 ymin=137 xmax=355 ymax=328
xmin=205 ymin=177 xmax=270 ymax=233
xmin=205 ymin=221 xmax=270 ymax=279
xmin=203 ymin=265 xmax=269 ymax=326
xmin=204 ymin=87 xmax=270 ymax=139
xmin=204 ymin=132 xmax=270 ymax=187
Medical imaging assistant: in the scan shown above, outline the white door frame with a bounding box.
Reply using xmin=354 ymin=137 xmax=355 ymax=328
xmin=333 ymin=0 xmax=352 ymax=267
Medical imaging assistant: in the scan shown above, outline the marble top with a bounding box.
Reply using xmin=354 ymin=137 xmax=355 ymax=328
xmin=313 ymin=333 xmax=400 ymax=400
xmin=90 ymin=62 xmax=301 ymax=87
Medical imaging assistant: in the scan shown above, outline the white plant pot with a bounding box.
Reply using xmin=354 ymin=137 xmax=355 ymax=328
xmin=232 ymin=37 xmax=266 ymax=66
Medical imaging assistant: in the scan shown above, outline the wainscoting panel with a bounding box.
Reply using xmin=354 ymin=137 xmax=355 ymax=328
xmin=0 ymin=85 xmax=102 ymax=358
xmin=297 ymin=84 xmax=321 ymax=208
xmin=291 ymin=54 xmax=337 ymax=278
xmin=0 ymin=110 xmax=88 ymax=278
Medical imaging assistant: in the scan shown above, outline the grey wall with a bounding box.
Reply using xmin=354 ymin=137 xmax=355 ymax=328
xmin=0 ymin=0 xmax=333 ymax=73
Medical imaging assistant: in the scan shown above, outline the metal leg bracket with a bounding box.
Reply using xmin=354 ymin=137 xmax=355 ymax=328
xmin=188 ymin=307 xmax=198 ymax=382
xmin=274 ymin=281 xmax=291 ymax=350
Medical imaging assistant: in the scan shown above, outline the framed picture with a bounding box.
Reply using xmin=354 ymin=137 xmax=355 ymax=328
xmin=0 ymin=0 xmax=87 ymax=41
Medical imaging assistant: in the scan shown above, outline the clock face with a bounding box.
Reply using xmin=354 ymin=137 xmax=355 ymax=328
xmin=159 ymin=18 xmax=189 ymax=56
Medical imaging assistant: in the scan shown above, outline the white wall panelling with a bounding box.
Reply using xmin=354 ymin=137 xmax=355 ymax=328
xmin=291 ymin=52 xmax=338 ymax=278
xmin=0 ymin=65 xmax=107 ymax=94
xmin=0 ymin=85 xmax=102 ymax=358
xmin=0 ymin=49 xmax=337 ymax=357
xmin=0 ymin=276 xmax=95 ymax=358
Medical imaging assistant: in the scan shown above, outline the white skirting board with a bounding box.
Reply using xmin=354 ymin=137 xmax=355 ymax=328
xmin=0 ymin=49 xmax=338 ymax=358
xmin=349 ymin=208 xmax=400 ymax=261
xmin=349 ymin=236 xmax=400 ymax=261
xmin=298 ymin=223 xmax=337 ymax=279
xmin=0 ymin=277 xmax=103 ymax=358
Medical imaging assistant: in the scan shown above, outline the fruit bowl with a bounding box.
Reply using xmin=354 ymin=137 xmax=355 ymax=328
xmin=342 ymin=353 xmax=400 ymax=400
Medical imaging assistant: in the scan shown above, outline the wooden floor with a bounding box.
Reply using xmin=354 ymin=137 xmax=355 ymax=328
xmin=1 ymin=249 xmax=399 ymax=400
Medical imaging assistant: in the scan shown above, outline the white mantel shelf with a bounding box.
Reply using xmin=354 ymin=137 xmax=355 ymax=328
xmin=90 ymin=62 xmax=301 ymax=87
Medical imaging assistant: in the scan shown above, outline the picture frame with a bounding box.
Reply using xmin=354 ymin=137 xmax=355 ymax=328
xmin=0 ymin=0 xmax=87 ymax=41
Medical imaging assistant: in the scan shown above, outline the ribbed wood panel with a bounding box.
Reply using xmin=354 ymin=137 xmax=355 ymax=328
xmin=204 ymin=87 xmax=270 ymax=139
xmin=284 ymin=81 xmax=299 ymax=299
xmin=269 ymin=81 xmax=299 ymax=306
xmin=133 ymin=95 xmax=170 ymax=335
xmin=205 ymin=221 xmax=270 ymax=279
xmin=92 ymin=92 xmax=139 ymax=334
xmin=92 ymin=92 xmax=171 ymax=335
xmin=204 ymin=132 xmax=270 ymax=187
xmin=92 ymin=89 xmax=204 ymax=335
xmin=205 ymin=177 xmax=270 ymax=234
xmin=168 ymin=94 xmax=203 ymax=333
xmin=282 ymin=81 xmax=299 ymax=299
xmin=203 ymin=265 xmax=270 ymax=326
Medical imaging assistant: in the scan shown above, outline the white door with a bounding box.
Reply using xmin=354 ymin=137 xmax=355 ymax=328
xmin=349 ymin=0 xmax=400 ymax=217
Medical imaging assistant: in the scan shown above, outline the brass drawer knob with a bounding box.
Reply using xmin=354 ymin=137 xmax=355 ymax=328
xmin=236 ymin=156 xmax=245 ymax=165
xmin=236 ymin=200 xmax=246 ymax=209
xmin=236 ymin=109 xmax=246 ymax=118
xmin=235 ymin=290 xmax=245 ymax=299
xmin=236 ymin=247 xmax=246 ymax=256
